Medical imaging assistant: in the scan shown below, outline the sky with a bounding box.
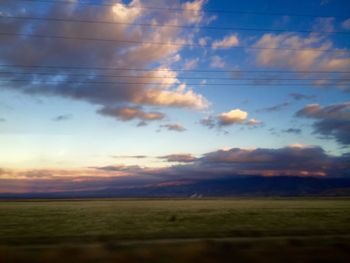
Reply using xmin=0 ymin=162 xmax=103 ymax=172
xmin=0 ymin=0 xmax=349 ymax=193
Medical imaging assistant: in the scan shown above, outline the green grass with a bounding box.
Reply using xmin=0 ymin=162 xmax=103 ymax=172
xmin=1 ymin=198 xmax=350 ymax=262
xmin=0 ymin=198 xmax=350 ymax=244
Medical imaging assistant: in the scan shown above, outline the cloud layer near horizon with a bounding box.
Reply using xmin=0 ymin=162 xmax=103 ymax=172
xmin=1 ymin=145 xmax=349 ymax=193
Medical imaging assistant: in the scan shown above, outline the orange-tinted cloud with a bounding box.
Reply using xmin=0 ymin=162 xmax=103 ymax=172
xmin=253 ymin=33 xmax=350 ymax=91
xmin=212 ymin=34 xmax=239 ymax=49
xmin=201 ymin=108 xmax=262 ymax=128
xmin=98 ymin=106 xmax=165 ymax=123
xmin=1 ymin=145 xmax=349 ymax=194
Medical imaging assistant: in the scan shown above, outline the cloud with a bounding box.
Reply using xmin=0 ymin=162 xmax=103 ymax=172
xmin=198 ymin=37 xmax=209 ymax=47
xmin=289 ymin=93 xmax=317 ymax=101
xmin=218 ymin=109 xmax=248 ymax=126
xmin=0 ymin=118 xmax=6 ymax=122
xmin=160 ymin=123 xmax=186 ymax=132
xmin=320 ymin=0 xmax=330 ymax=5
xmin=103 ymin=145 xmax=350 ymax=180
xmin=187 ymin=145 xmax=349 ymax=177
xmin=97 ymin=106 xmax=165 ymax=123
xmin=113 ymin=155 xmax=148 ymax=159
xmin=184 ymin=58 xmax=199 ymax=70
xmin=296 ymin=102 xmax=350 ymax=145
xmin=246 ymin=118 xmax=263 ymax=126
xmin=210 ymin=56 xmax=225 ymax=68
xmin=94 ymin=164 xmax=142 ymax=173
xmin=181 ymin=0 xmax=207 ymax=24
xmin=111 ymin=0 xmax=142 ymax=23
xmin=282 ymin=128 xmax=302 ymax=134
xmin=136 ymin=87 xmax=208 ymax=109
xmin=253 ymin=33 xmax=350 ymax=91
xmin=201 ymin=108 xmax=262 ymax=129
xmin=159 ymin=154 xmax=197 ymax=163
xmin=0 ymin=168 xmax=12 ymax=178
xmin=254 ymin=33 xmax=328 ymax=70
xmin=22 ymin=170 xmax=54 ymax=179
xmin=257 ymin=102 xmax=291 ymax=112
xmin=200 ymin=116 xmax=216 ymax=129
xmin=0 ymin=0 xmax=209 ymax=122
xmin=0 ymin=167 xmax=162 ymax=193
xmin=52 ymin=114 xmax=72 ymax=122
xmin=342 ymin=19 xmax=350 ymax=30
xmin=1 ymin=145 xmax=349 ymax=193
xmin=313 ymin=17 xmax=335 ymax=32
xmin=212 ymin=34 xmax=239 ymax=49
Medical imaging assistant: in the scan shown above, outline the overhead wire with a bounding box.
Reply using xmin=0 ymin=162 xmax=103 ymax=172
xmin=2 ymin=79 xmax=347 ymax=87
xmin=0 ymin=65 xmax=349 ymax=74
xmin=0 ymin=71 xmax=348 ymax=81
xmin=0 ymin=32 xmax=347 ymax=53
xmin=2 ymin=15 xmax=350 ymax=36
xmin=15 ymin=0 xmax=350 ymax=19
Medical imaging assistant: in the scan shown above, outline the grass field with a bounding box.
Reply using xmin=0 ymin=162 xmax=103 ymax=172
xmin=0 ymin=198 xmax=350 ymax=262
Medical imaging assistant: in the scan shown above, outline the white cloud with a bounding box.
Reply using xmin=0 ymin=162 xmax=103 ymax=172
xmin=342 ymin=19 xmax=350 ymax=30
xmin=246 ymin=118 xmax=263 ymax=126
xmin=184 ymin=58 xmax=199 ymax=70
xmin=199 ymin=37 xmax=209 ymax=47
xmin=210 ymin=56 xmax=225 ymax=68
xmin=136 ymin=88 xmax=208 ymax=109
xmin=212 ymin=34 xmax=239 ymax=49
xmin=218 ymin=109 xmax=248 ymax=125
xmin=181 ymin=0 xmax=207 ymax=24
xmin=112 ymin=0 xmax=142 ymax=22
xmin=201 ymin=109 xmax=262 ymax=128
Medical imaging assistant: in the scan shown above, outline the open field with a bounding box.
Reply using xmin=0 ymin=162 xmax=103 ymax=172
xmin=0 ymin=198 xmax=350 ymax=262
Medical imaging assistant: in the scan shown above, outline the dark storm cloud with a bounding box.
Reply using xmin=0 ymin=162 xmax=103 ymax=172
xmin=164 ymin=145 xmax=350 ymax=177
xmin=296 ymin=102 xmax=350 ymax=145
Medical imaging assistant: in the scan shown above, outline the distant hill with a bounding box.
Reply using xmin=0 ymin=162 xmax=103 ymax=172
xmin=1 ymin=176 xmax=350 ymax=199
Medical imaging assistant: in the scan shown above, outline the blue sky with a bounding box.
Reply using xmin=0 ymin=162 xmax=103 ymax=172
xmin=0 ymin=0 xmax=349 ymax=192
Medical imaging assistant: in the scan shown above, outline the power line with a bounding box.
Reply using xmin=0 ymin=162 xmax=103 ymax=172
xmin=1 ymin=32 xmax=347 ymax=53
xmin=0 ymin=71 xmax=348 ymax=81
xmin=2 ymin=79 xmax=345 ymax=87
xmin=1 ymin=65 xmax=349 ymax=74
xmin=2 ymin=15 xmax=350 ymax=36
xmin=16 ymin=0 xmax=350 ymax=19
